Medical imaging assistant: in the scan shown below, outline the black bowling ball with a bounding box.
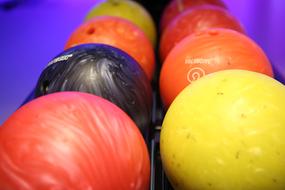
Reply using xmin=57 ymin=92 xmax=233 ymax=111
xmin=34 ymin=44 xmax=152 ymax=137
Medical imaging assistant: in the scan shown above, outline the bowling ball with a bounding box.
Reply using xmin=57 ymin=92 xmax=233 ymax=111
xmin=161 ymin=70 xmax=285 ymax=190
xmin=160 ymin=28 xmax=273 ymax=108
xmin=34 ymin=44 xmax=152 ymax=137
xmin=65 ymin=16 xmax=155 ymax=81
xmin=160 ymin=0 xmax=227 ymax=31
xmin=85 ymin=0 xmax=156 ymax=46
xmin=160 ymin=5 xmax=245 ymax=61
xmin=0 ymin=92 xmax=150 ymax=190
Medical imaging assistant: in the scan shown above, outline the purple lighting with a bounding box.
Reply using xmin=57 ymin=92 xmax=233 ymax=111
xmin=0 ymin=0 xmax=285 ymax=124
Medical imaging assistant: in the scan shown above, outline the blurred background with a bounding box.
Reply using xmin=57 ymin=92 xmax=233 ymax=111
xmin=0 ymin=0 xmax=284 ymax=124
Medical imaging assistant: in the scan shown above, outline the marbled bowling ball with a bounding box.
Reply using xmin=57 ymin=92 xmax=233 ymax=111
xmin=85 ymin=0 xmax=157 ymax=46
xmin=34 ymin=44 xmax=152 ymax=137
xmin=0 ymin=92 xmax=150 ymax=190
xmin=65 ymin=16 xmax=155 ymax=81
xmin=160 ymin=0 xmax=227 ymax=31
xmin=160 ymin=28 xmax=273 ymax=108
xmin=160 ymin=5 xmax=245 ymax=61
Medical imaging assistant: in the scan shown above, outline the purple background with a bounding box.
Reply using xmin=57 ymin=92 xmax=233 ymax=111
xmin=0 ymin=0 xmax=284 ymax=124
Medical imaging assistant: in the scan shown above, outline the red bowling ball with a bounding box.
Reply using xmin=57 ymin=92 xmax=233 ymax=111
xmin=65 ymin=16 xmax=155 ymax=81
xmin=160 ymin=0 xmax=227 ymax=31
xmin=0 ymin=92 xmax=150 ymax=190
xmin=160 ymin=5 xmax=245 ymax=61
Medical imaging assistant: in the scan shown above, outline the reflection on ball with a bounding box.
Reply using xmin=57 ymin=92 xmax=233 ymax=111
xmin=65 ymin=16 xmax=155 ymax=80
xmin=0 ymin=92 xmax=150 ymax=190
xmin=160 ymin=28 xmax=273 ymax=108
xmin=160 ymin=5 xmax=245 ymax=60
xmin=34 ymin=44 xmax=152 ymax=136
xmin=161 ymin=70 xmax=285 ymax=190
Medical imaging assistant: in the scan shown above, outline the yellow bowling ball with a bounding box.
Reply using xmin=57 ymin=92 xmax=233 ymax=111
xmin=160 ymin=70 xmax=285 ymax=190
xmin=85 ymin=0 xmax=156 ymax=46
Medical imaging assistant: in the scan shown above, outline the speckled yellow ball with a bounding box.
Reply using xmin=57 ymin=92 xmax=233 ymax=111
xmin=160 ymin=70 xmax=285 ymax=190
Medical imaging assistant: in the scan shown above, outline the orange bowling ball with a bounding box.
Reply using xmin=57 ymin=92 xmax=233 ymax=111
xmin=65 ymin=16 xmax=155 ymax=81
xmin=160 ymin=5 xmax=245 ymax=61
xmin=160 ymin=28 xmax=273 ymax=108
xmin=160 ymin=0 xmax=227 ymax=31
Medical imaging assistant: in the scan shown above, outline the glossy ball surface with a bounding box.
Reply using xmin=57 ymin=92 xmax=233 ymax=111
xmin=0 ymin=92 xmax=150 ymax=190
xmin=160 ymin=28 xmax=273 ymax=108
xmin=161 ymin=70 xmax=285 ymax=190
xmin=35 ymin=44 xmax=152 ymax=136
xmin=65 ymin=16 xmax=155 ymax=80
xmin=85 ymin=0 xmax=156 ymax=45
xmin=160 ymin=0 xmax=227 ymax=31
xmin=160 ymin=5 xmax=245 ymax=60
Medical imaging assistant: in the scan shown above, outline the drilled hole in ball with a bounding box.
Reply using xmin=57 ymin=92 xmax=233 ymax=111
xmin=87 ymin=27 xmax=95 ymax=35
xmin=208 ymin=30 xmax=219 ymax=36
